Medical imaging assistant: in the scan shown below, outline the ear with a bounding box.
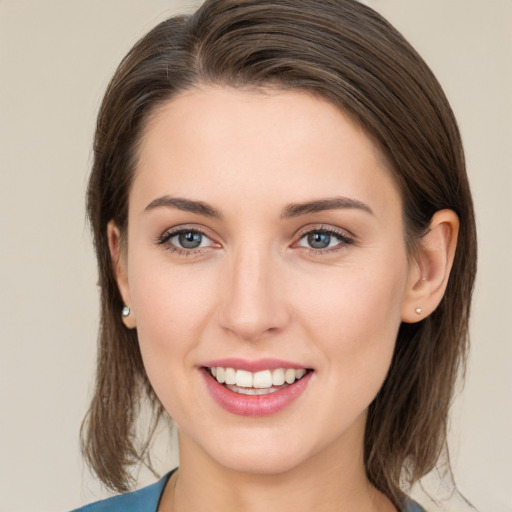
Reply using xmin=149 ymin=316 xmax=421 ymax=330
xmin=107 ymin=220 xmax=136 ymax=329
xmin=401 ymin=209 xmax=459 ymax=323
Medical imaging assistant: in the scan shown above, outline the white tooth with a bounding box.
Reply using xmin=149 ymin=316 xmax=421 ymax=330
xmin=226 ymin=385 xmax=279 ymax=396
xmin=225 ymin=367 xmax=236 ymax=385
xmin=236 ymin=369 xmax=253 ymax=387
xmin=216 ymin=367 xmax=225 ymax=384
xmin=284 ymin=368 xmax=296 ymax=384
xmin=295 ymin=369 xmax=306 ymax=379
xmin=272 ymin=368 xmax=285 ymax=386
xmin=253 ymin=370 xmax=272 ymax=388
xmin=211 ymin=367 xmax=217 ymax=377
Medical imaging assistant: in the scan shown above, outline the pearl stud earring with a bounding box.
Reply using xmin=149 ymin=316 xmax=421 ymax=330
xmin=121 ymin=305 xmax=130 ymax=317
xmin=415 ymin=307 xmax=422 ymax=315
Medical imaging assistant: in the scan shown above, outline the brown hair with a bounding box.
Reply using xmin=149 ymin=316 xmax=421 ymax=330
xmin=82 ymin=0 xmax=477 ymax=507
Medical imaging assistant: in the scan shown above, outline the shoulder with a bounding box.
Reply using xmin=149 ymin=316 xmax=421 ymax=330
xmin=70 ymin=471 xmax=173 ymax=512
xmin=403 ymin=497 xmax=428 ymax=512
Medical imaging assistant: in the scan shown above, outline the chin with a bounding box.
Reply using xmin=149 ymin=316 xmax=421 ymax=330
xmin=210 ymin=442 xmax=311 ymax=476
xmin=178 ymin=420 xmax=315 ymax=476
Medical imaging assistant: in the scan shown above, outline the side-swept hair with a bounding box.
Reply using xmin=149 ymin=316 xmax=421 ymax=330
xmin=82 ymin=0 xmax=476 ymax=507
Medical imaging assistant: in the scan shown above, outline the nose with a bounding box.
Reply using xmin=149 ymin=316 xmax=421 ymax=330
xmin=218 ymin=246 xmax=290 ymax=342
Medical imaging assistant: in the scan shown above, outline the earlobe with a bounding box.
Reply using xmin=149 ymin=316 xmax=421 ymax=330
xmin=107 ymin=221 xmax=136 ymax=329
xmin=401 ymin=210 xmax=459 ymax=323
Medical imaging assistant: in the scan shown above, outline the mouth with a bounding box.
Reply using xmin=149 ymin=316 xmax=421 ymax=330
xmin=206 ymin=366 xmax=310 ymax=396
xmin=200 ymin=358 xmax=314 ymax=416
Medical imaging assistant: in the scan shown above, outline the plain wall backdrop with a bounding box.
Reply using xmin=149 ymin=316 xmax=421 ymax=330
xmin=0 ymin=1 xmax=510 ymax=511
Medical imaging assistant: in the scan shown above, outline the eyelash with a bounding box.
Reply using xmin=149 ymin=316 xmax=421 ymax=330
xmin=156 ymin=225 xmax=354 ymax=256
xmin=294 ymin=226 xmax=354 ymax=254
xmin=156 ymin=226 xmax=217 ymax=256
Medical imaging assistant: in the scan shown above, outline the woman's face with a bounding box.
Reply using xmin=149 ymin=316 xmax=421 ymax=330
xmin=115 ymin=86 xmax=417 ymax=475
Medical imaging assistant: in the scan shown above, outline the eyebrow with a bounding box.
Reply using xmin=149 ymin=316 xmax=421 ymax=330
xmin=280 ymin=197 xmax=373 ymax=218
xmin=144 ymin=195 xmax=373 ymax=220
xmin=144 ymin=196 xmax=223 ymax=219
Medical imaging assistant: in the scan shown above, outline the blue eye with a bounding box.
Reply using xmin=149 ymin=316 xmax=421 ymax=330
xmin=158 ymin=228 xmax=215 ymax=252
xmin=176 ymin=231 xmax=204 ymax=249
xmin=297 ymin=229 xmax=352 ymax=251
xmin=307 ymin=232 xmax=332 ymax=249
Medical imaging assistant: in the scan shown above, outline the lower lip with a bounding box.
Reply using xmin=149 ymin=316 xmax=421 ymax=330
xmin=201 ymin=368 xmax=312 ymax=417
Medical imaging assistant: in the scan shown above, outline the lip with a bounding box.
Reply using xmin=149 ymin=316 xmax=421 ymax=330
xmin=200 ymin=366 xmax=313 ymax=417
xmin=202 ymin=357 xmax=309 ymax=372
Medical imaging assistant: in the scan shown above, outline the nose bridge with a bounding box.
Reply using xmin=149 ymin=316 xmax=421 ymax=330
xmin=219 ymin=241 xmax=288 ymax=341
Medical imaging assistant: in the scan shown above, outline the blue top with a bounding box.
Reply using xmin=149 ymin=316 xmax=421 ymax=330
xmin=71 ymin=472 xmax=172 ymax=512
xmin=71 ymin=470 xmax=426 ymax=512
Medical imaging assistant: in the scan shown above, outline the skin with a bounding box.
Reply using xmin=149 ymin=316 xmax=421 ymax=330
xmin=109 ymin=86 xmax=459 ymax=512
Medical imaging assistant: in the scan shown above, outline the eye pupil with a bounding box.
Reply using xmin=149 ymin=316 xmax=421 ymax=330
xmin=308 ymin=232 xmax=331 ymax=249
xmin=179 ymin=231 xmax=202 ymax=248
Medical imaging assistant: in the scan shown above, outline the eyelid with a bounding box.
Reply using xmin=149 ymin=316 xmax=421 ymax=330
xmin=292 ymin=224 xmax=355 ymax=252
xmin=156 ymin=224 xmax=221 ymax=253
xmin=155 ymin=223 xmax=354 ymax=255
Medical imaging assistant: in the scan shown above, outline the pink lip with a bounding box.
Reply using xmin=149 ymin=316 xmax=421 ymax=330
xmin=200 ymin=367 xmax=313 ymax=417
xmin=202 ymin=358 xmax=308 ymax=372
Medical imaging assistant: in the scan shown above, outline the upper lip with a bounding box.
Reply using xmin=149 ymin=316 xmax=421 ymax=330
xmin=201 ymin=358 xmax=310 ymax=372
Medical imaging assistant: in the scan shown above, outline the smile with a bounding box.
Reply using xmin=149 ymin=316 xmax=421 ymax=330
xmin=209 ymin=367 xmax=308 ymax=395
xmin=201 ymin=362 xmax=313 ymax=416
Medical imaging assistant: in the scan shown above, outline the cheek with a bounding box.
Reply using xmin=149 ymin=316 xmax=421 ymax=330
xmin=306 ymin=274 xmax=406 ymax=423
xmin=127 ymin=264 xmax=218 ymax=420
xmin=127 ymin=256 xmax=218 ymax=362
xmin=295 ymin=258 xmax=408 ymax=374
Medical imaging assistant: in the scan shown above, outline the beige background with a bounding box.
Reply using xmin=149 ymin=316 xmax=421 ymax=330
xmin=0 ymin=1 xmax=510 ymax=511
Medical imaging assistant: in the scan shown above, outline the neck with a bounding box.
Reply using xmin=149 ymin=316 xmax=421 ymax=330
xmin=160 ymin=416 xmax=396 ymax=512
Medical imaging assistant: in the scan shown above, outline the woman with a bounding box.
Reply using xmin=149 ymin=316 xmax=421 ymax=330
xmin=76 ymin=0 xmax=477 ymax=511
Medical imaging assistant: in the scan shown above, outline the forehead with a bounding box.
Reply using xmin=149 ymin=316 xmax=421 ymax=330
xmin=132 ymin=85 xmax=401 ymax=217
